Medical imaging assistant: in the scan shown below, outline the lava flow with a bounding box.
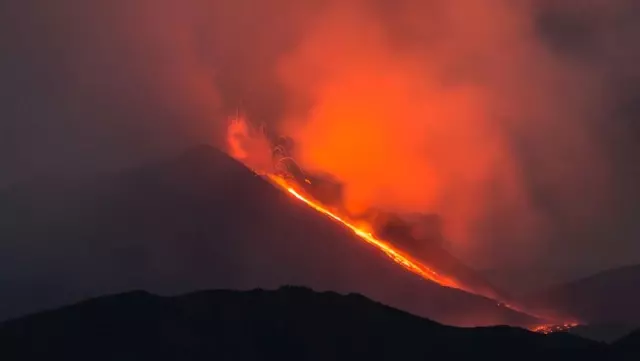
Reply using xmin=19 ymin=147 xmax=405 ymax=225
xmin=225 ymin=115 xmax=577 ymax=333
xmin=531 ymin=323 xmax=580 ymax=335
xmin=264 ymin=173 xmax=578 ymax=333
xmin=267 ymin=173 xmax=460 ymax=289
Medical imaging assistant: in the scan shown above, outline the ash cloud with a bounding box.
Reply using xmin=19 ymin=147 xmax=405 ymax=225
xmin=2 ymin=0 xmax=640 ymax=274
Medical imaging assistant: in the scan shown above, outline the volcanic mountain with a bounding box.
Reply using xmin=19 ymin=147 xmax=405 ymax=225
xmin=253 ymin=131 xmax=508 ymax=303
xmin=0 ymin=286 xmax=617 ymax=361
xmin=1 ymin=145 xmax=537 ymax=326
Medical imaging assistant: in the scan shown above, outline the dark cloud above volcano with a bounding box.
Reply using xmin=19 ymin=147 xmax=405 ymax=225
xmin=1 ymin=0 xmax=639 ymax=275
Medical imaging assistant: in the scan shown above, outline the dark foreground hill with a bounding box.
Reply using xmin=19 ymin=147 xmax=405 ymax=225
xmin=614 ymin=329 xmax=640 ymax=355
xmin=0 ymin=287 xmax=619 ymax=361
xmin=0 ymin=145 xmax=538 ymax=327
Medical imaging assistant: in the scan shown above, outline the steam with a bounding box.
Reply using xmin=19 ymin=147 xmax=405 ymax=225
xmin=273 ymin=0 xmax=609 ymax=267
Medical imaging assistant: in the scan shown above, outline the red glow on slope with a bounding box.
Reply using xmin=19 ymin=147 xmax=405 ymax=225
xmin=269 ymin=174 xmax=472 ymax=290
xmin=266 ymin=173 xmax=579 ymax=332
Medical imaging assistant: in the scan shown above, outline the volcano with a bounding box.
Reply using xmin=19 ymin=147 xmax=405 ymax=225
xmin=0 ymin=145 xmax=540 ymax=327
xmin=0 ymin=287 xmax=613 ymax=361
xmin=244 ymin=130 xmax=511 ymax=302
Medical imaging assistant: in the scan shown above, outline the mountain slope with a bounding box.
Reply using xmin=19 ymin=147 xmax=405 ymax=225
xmin=0 ymin=145 xmax=537 ymax=326
xmin=569 ymin=324 xmax=638 ymax=344
xmin=0 ymin=287 xmax=608 ymax=361
xmin=273 ymin=140 xmax=508 ymax=302
xmin=521 ymin=264 xmax=640 ymax=326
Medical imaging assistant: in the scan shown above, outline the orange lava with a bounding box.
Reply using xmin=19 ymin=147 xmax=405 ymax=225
xmin=531 ymin=323 xmax=579 ymax=335
xmin=268 ymin=174 xmax=463 ymax=290
xmin=264 ymin=173 xmax=577 ymax=333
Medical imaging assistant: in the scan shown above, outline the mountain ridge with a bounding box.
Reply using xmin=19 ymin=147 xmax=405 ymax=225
xmin=0 ymin=286 xmax=616 ymax=360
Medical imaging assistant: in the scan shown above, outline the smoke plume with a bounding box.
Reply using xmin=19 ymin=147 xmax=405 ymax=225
xmin=273 ymin=0 xmax=608 ymax=267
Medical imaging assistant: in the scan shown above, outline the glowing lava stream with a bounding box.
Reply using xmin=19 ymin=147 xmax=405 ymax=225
xmin=264 ymin=173 xmax=579 ymax=331
xmin=267 ymin=174 xmax=463 ymax=290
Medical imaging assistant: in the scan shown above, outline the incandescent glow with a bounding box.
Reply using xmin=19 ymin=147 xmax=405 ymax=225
xmin=225 ymin=116 xmax=578 ymax=332
xmin=268 ymin=174 xmax=461 ymax=289
xmin=531 ymin=323 xmax=579 ymax=335
xmin=266 ymin=173 xmax=579 ymax=332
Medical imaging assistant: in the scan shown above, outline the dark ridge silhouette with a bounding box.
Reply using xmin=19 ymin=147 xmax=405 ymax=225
xmin=613 ymin=329 xmax=640 ymax=355
xmin=0 ymin=145 xmax=541 ymax=327
xmin=0 ymin=287 xmax=613 ymax=361
xmin=521 ymin=265 xmax=640 ymax=325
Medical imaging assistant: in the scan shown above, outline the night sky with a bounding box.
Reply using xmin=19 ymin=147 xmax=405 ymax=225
xmin=1 ymin=0 xmax=640 ymax=282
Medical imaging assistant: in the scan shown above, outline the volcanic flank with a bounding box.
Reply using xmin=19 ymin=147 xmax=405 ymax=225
xmin=227 ymin=116 xmax=508 ymax=297
xmin=0 ymin=144 xmax=544 ymax=327
xmin=225 ymin=115 xmax=568 ymax=321
xmin=520 ymin=264 xmax=640 ymax=341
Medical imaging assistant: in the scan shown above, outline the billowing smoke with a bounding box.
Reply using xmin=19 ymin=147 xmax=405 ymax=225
xmin=274 ymin=0 xmax=609 ymax=267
